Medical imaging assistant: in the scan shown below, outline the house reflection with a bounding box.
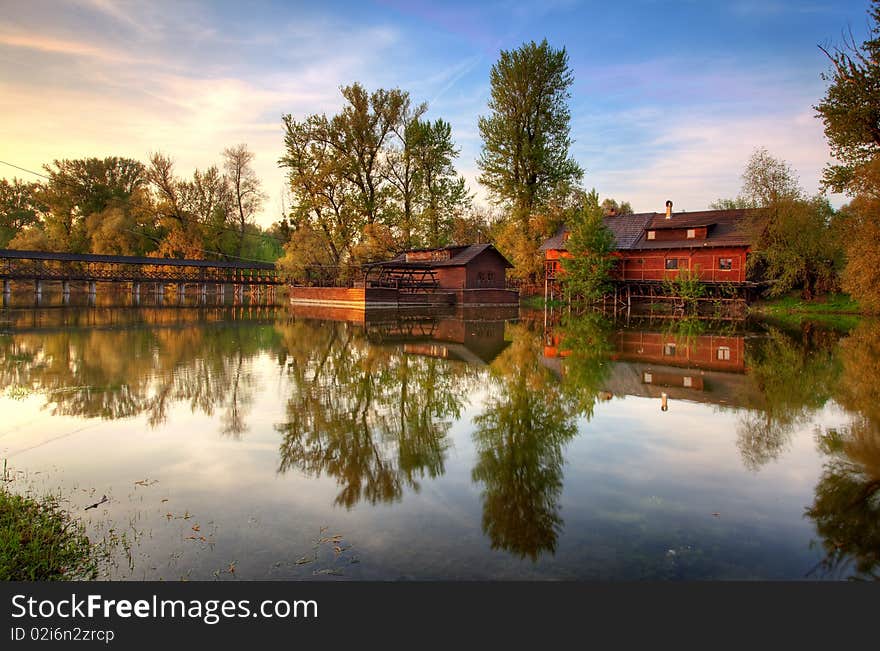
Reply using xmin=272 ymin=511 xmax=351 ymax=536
xmin=543 ymin=325 xmax=755 ymax=410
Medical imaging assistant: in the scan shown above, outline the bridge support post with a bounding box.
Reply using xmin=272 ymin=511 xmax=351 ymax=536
xmin=2 ymin=280 xmax=9 ymax=306
xmin=88 ymin=281 xmax=96 ymax=305
xmin=156 ymin=282 xmax=164 ymax=303
xmin=177 ymin=283 xmax=185 ymax=303
xmin=200 ymin=283 xmax=207 ymax=304
xmin=34 ymin=280 xmax=43 ymax=304
xmin=62 ymin=280 xmax=70 ymax=305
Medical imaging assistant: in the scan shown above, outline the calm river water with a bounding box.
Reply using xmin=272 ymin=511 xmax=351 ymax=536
xmin=1 ymin=300 xmax=877 ymax=580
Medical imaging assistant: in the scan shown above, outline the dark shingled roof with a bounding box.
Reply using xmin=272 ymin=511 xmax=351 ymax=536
xmin=539 ymin=209 xmax=754 ymax=252
xmin=371 ymin=243 xmax=514 ymax=269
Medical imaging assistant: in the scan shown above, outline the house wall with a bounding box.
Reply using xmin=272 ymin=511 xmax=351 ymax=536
xmin=617 ymin=247 xmax=749 ymax=283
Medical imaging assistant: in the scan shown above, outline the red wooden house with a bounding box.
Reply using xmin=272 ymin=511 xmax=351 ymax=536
xmin=540 ymin=202 xmax=755 ymax=287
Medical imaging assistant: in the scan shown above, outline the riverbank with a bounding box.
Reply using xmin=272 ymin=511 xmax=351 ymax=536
xmin=0 ymin=482 xmax=97 ymax=580
xmin=748 ymin=293 xmax=863 ymax=329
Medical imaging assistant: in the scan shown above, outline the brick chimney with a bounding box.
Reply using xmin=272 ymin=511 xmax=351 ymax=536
xmin=665 ymin=200 xmax=673 ymax=220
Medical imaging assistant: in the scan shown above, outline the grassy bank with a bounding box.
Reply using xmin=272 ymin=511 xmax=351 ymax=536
xmin=749 ymin=293 xmax=862 ymax=329
xmin=0 ymin=483 xmax=97 ymax=581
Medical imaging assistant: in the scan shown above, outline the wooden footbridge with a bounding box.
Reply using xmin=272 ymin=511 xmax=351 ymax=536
xmin=0 ymin=248 xmax=282 ymax=304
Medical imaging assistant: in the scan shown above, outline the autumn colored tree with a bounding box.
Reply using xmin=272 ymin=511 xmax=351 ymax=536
xmin=0 ymin=178 xmax=43 ymax=247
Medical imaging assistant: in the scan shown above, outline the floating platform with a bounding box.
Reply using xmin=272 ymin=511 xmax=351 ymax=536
xmin=289 ymin=286 xmax=519 ymax=309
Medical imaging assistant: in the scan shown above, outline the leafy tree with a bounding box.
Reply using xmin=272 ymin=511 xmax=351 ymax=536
xmin=280 ymin=113 xmax=359 ymax=267
xmin=836 ymin=189 xmax=880 ymax=312
xmin=478 ymin=39 xmax=583 ymax=221
xmin=412 ymin=118 xmax=471 ymax=247
xmin=600 ymin=198 xmax=633 ymax=216
xmin=8 ymin=226 xmax=51 ymax=251
xmin=327 ymin=83 xmax=408 ymax=226
xmin=737 ymin=148 xmax=841 ymax=298
xmin=38 ymin=157 xmax=147 ymax=253
xmin=559 ymin=190 xmax=616 ymax=302
xmin=0 ymin=178 xmax=44 ymax=247
xmin=815 ymin=0 xmax=880 ymax=194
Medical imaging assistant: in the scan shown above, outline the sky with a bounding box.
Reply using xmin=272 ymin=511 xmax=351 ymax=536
xmin=0 ymin=0 xmax=872 ymax=226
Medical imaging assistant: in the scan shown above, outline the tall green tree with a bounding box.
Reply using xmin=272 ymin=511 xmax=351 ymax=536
xmin=413 ymin=118 xmax=471 ymax=247
xmin=478 ymin=39 xmax=583 ymax=221
xmin=559 ymin=190 xmax=616 ymax=302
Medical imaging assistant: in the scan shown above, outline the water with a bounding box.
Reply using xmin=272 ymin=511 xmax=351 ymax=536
xmin=1 ymin=301 xmax=877 ymax=580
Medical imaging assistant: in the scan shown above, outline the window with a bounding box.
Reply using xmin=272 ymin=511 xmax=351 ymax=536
xmin=719 ymin=258 xmax=733 ymax=271
xmin=683 ymin=376 xmax=693 ymax=388
xmin=717 ymin=346 xmax=731 ymax=361
xmin=663 ymin=343 xmax=676 ymax=356
xmin=647 ymin=230 xmax=656 ymax=240
xmin=686 ymin=229 xmax=696 ymax=239
xmin=665 ymin=258 xmax=678 ymax=270
xmin=643 ymin=372 xmax=653 ymax=384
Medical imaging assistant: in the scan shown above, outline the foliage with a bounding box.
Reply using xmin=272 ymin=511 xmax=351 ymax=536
xmin=814 ymin=0 xmax=880 ymax=195
xmin=280 ymin=84 xmax=472 ymax=280
xmin=0 ymin=178 xmax=44 ymax=247
xmin=600 ymin=198 xmax=633 ymax=216
xmin=559 ymin=189 xmax=616 ymax=302
xmin=662 ymin=267 xmax=705 ymax=311
xmin=729 ymin=148 xmax=842 ymax=298
xmin=0 ymin=487 xmax=96 ymax=580
xmin=477 ymin=39 xmax=583 ymax=219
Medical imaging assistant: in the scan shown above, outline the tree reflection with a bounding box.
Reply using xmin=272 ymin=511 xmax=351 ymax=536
xmin=736 ymin=325 xmax=841 ymax=470
xmin=0 ymin=310 xmax=273 ymax=435
xmin=807 ymin=321 xmax=880 ymax=579
xmin=274 ymin=319 xmax=477 ymax=508
xmin=472 ymin=316 xmax=611 ymax=561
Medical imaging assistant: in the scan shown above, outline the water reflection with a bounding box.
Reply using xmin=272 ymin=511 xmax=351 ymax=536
xmin=2 ymin=303 xmax=880 ymax=577
xmin=806 ymin=322 xmax=880 ymax=579
xmin=274 ymin=314 xmax=483 ymax=507
xmin=0 ymin=305 xmax=281 ymax=434
xmin=473 ymin=317 xmax=610 ymax=560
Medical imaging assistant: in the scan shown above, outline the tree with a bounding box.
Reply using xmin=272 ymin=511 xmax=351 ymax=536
xmin=600 ymin=198 xmax=633 ymax=216
xmin=412 ymin=118 xmax=472 ymax=247
xmin=280 ymin=113 xmax=360 ymax=268
xmin=559 ymin=190 xmax=616 ymax=302
xmin=815 ymin=1 xmax=880 ymax=194
xmin=0 ymin=178 xmax=43 ymax=247
xmin=383 ymin=99 xmax=427 ymax=249
xmin=39 ymin=157 xmax=147 ymax=253
xmin=478 ymin=39 xmax=583 ymax=221
xmin=837 ymin=189 xmax=880 ymax=312
xmin=737 ymin=148 xmax=841 ymax=298
xmin=223 ymin=144 xmax=266 ymax=257
xmin=326 ymin=83 xmax=408 ymax=226
xmin=147 ymin=153 xmax=204 ymax=258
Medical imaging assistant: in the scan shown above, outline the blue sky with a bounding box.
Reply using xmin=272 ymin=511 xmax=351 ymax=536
xmin=0 ymin=0 xmax=871 ymax=224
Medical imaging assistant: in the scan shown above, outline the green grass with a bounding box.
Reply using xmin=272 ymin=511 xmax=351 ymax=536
xmin=0 ymin=486 xmax=98 ymax=581
xmin=749 ymin=293 xmax=863 ymax=330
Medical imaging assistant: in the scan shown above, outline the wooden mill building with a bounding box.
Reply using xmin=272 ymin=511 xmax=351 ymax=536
xmin=540 ymin=202 xmax=756 ymax=298
xmin=289 ymin=243 xmax=519 ymax=309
